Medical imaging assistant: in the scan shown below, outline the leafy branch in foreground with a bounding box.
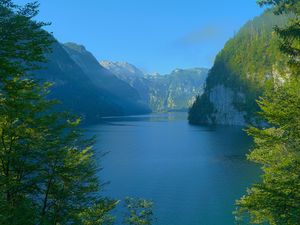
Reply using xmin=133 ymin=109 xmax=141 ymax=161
xmin=123 ymin=197 xmax=154 ymax=225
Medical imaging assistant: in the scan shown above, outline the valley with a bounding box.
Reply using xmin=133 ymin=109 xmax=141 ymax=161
xmin=1 ymin=0 xmax=299 ymax=224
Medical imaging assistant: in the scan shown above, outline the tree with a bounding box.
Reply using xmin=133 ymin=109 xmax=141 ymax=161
xmin=257 ymin=0 xmax=300 ymax=73
xmin=235 ymin=0 xmax=300 ymax=224
xmin=0 ymin=1 xmax=115 ymax=224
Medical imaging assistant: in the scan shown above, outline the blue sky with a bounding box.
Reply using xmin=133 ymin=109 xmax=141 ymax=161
xmin=16 ymin=0 xmax=264 ymax=74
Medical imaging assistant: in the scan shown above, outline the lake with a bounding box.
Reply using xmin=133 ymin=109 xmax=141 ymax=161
xmin=87 ymin=113 xmax=260 ymax=225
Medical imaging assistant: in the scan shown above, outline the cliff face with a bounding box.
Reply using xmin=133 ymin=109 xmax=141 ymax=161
xmin=208 ymin=85 xmax=247 ymax=125
xmin=188 ymin=11 xmax=289 ymax=126
xmin=147 ymin=68 xmax=208 ymax=112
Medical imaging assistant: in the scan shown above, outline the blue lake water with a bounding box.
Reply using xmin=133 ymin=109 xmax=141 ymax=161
xmin=88 ymin=113 xmax=260 ymax=225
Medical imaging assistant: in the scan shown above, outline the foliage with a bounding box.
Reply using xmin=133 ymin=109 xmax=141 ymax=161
xmin=123 ymin=197 xmax=154 ymax=225
xmin=257 ymin=0 xmax=300 ymax=72
xmin=79 ymin=199 xmax=118 ymax=225
xmin=236 ymin=79 xmax=300 ymax=224
xmin=235 ymin=0 xmax=300 ymax=224
xmin=0 ymin=1 xmax=116 ymax=224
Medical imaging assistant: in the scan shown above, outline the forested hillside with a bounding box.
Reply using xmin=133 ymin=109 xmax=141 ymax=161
xmin=189 ymin=11 xmax=289 ymax=125
xmin=235 ymin=0 xmax=300 ymax=224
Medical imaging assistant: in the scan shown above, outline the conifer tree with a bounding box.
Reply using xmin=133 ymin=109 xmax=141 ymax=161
xmin=0 ymin=1 xmax=115 ymax=224
xmin=236 ymin=1 xmax=300 ymax=224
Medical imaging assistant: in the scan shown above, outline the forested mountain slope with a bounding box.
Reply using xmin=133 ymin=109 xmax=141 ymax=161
xmin=188 ymin=11 xmax=289 ymax=126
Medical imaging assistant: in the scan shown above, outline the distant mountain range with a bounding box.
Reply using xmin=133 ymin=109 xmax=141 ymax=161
xmin=38 ymin=42 xmax=150 ymax=123
xmin=37 ymin=40 xmax=207 ymax=123
xmin=100 ymin=61 xmax=208 ymax=112
xmin=100 ymin=60 xmax=146 ymax=79
xmin=36 ymin=10 xmax=292 ymax=126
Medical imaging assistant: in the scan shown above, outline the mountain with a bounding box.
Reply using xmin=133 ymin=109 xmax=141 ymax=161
xmin=188 ymin=11 xmax=289 ymax=126
xmin=63 ymin=43 xmax=149 ymax=109
xmin=100 ymin=61 xmax=208 ymax=112
xmin=100 ymin=60 xmax=151 ymax=104
xmin=38 ymin=41 xmax=150 ymax=123
xmin=100 ymin=60 xmax=146 ymax=79
xmin=147 ymin=68 xmax=208 ymax=112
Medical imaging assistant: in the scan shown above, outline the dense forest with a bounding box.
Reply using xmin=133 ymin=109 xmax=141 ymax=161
xmin=235 ymin=0 xmax=300 ymax=224
xmin=188 ymin=10 xmax=290 ymax=125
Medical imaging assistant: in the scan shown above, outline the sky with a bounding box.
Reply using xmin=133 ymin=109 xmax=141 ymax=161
xmin=16 ymin=0 xmax=264 ymax=74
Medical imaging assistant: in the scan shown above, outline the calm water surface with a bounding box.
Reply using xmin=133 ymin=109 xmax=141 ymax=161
xmin=87 ymin=113 xmax=260 ymax=225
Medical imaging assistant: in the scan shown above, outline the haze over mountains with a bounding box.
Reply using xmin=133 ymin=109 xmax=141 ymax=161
xmin=38 ymin=42 xmax=150 ymax=123
xmin=100 ymin=61 xmax=208 ymax=112
xmin=38 ymin=40 xmax=208 ymax=123
xmin=35 ymin=10 xmax=288 ymax=126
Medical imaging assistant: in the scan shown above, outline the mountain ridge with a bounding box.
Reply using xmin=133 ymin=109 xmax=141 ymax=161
xmin=37 ymin=40 xmax=150 ymax=123
xmin=100 ymin=60 xmax=208 ymax=112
